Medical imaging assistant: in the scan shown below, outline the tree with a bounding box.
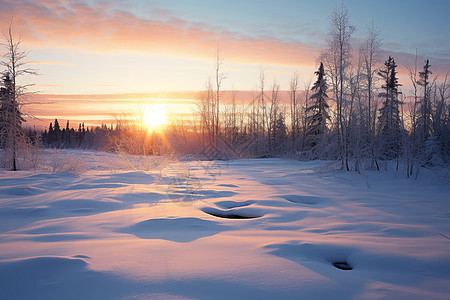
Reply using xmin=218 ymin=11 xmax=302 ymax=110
xmin=0 ymin=73 xmax=25 ymax=148
xmin=359 ymin=21 xmax=381 ymax=168
xmin=321 ymin=3 xmax=355 ymax=169
xmin=268 ymin=81 xmax=281 ymax=154
xmin=289 ymin=72 xmax=300 ymax=145
xmin=305 ymin=62 xmax=330 ymax=148
xmin=434 ymin=73 xmax=450 ymax=160
xmin=360 ymin=21 xmax=381 ymax=138
xmin=417 ymin=59 xmax=433 ymax=142
xmin=376 ymin=56 xmax=403 ymax=159
xmin=0 ymin=21 xmax=37 ymax=170
xmin=214 ymin=47 xmax=226 ymax=147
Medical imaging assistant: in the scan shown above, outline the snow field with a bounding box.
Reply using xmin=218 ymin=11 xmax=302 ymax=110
xmin=0 ymin=150 xmax=449 ymax=299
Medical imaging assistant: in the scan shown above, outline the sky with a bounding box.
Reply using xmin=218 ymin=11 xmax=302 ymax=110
xmin=0 ymin=0 xmax=449 ymax=126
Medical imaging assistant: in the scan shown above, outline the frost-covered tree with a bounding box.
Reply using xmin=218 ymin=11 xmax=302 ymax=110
xmin=360 ymin=21 xmax=381 ymax=139
xmin=359 ymin=22 xmax=381 ymax=168
xmin=0 ymin=21 xmax=37 ymax=170
xmin=321 ymin=3 xmax=355 ymax=168
xmin=376 ymin=56 xmax=403 ymax=159
xmin=433 ymin=73 xmax=450 ymax=160
xmin=0 ymin=72 xmax=25 ymax=169
xmin=417 ymin=59 xmax=433 ymax=142
xmin=306 ymin=62 xmax=330 ymax=144
xmin=289 ymin=72 xmax=300 ymax=145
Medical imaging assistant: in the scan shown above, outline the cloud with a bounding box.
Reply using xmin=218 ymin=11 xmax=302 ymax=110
xmin=379 ymin=49 xmax=450 ymax=84
xmin=0 ymin=0 xmax=319 ymax=68
xmin=35 ymin=84 xmax=66 ymax=87
xmin=27 ymin=61 xmax=75 ymax=66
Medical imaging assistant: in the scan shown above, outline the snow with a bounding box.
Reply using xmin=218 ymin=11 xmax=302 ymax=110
xmin=0 ymin=150 xmax=449 ymax=299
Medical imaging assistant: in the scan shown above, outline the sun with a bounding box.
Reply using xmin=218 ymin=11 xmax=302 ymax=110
xmin=142 ymin=104 xmax=168 ymax=131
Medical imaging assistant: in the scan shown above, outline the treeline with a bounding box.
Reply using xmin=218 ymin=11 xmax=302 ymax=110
xmin=42 ymin=119 xmax=103 ymax=149
xmin=40 ymin=118 xmax=170 ymax=156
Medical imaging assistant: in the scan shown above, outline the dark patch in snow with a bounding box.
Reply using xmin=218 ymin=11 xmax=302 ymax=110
xmin=265 ymin=241 xmax=356 ymax=271
xmin=332 ymin=261 xmax=352 ymax=270
xmin=201 ymin=207 xmax=263 ymax=219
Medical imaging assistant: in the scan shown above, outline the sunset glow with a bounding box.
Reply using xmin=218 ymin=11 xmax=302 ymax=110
xmin=142 ymin=104 xmax=168 ymax=131
xmin=0 ymin=0 xmax=448 ymax=128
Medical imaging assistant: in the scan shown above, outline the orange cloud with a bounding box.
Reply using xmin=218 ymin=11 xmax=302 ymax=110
xmin=0 ymin=0 xmax=319 ymax=68
xmin=27 ymin=61 xmax=75 ymax=66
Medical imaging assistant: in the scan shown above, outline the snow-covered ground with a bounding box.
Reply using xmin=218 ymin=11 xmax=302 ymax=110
xmin=0 ymin=150 xmax=449 ymax=299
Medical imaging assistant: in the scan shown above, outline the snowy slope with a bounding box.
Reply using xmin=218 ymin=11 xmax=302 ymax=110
xmin=0 ymin=150 xmax=449 ymax=299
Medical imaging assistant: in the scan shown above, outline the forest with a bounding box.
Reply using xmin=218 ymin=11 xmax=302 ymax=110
xmin=1 ymin=6 xmax=449 ymax=177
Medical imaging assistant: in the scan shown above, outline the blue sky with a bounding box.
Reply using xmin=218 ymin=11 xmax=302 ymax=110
xmin=127 ymin=0 xmax=450 ymax=59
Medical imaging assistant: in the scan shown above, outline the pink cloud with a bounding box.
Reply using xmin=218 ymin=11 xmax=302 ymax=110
xmin=0 ymin=0 xmax=319 ymax=68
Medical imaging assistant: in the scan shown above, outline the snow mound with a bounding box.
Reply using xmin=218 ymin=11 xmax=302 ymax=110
xmin=120 ymin=217 xmax=228 ymax=242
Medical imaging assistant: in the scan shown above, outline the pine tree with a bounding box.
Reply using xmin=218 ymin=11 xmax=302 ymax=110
xmin=306 ymin=62 xmax=330 ymax=148
xmin=0 ymin=73 xmax=25 ymax=151
xmin=377 ymin=56 xmax=403 ymax=159
xmin=417 ymin=59 xmax=433 ymax=141
xmin=54 ymin=118 xmax=60 ymax=131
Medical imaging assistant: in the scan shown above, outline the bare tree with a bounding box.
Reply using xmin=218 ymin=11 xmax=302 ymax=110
xmin=360 ymin=21 xmax=381 ymax=169
xmin=289 ymin=72 xmax=300 ymax=146
xmin=321 ymin=3 xmax=355 ymax=169
xmin=197 ymin=79 xmax=215 ymax=147
xmin=360 ymin=21 xmax=381 ymax=137
xmin=268 ymin=80 xmax=280 ymax=153
xmin=214 ymin=47 xmax=226 ymax=146
xmin=0 ymin=20 xmax=37 ymax=170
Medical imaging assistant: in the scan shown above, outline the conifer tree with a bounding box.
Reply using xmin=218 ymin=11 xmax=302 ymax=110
xmin=377 ymin=56 xmax=403 ymax=159
xmin=417 ymin=59 xmax=433 ymax=141
xmin=305 ymin=62 xmax=330 ymax=149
